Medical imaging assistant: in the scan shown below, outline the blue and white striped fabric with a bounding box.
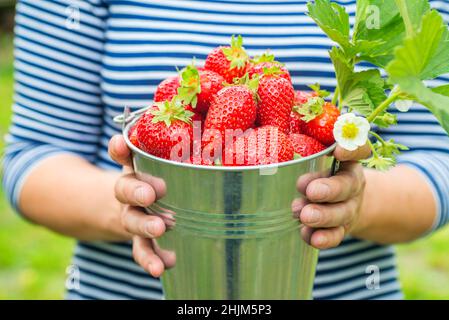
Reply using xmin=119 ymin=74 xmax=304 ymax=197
xmin=3 ymin=0 xmax=449 ymax=300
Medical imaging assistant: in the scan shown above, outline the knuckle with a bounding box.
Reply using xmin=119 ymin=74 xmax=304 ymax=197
xmin=121 ymin=209 xmax=133 ymax=232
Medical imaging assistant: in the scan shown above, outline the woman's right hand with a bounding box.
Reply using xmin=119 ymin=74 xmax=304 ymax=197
xmin=109 ymin=135 xmax=173 ymax=278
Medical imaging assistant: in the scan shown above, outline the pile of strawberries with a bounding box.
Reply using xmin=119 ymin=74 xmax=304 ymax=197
xmin=129 ymin=36 xmax=339 ymax=166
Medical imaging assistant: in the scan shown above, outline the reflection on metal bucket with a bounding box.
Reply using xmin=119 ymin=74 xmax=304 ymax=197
xmin=119 ymin=113 xmax=335 ymax=300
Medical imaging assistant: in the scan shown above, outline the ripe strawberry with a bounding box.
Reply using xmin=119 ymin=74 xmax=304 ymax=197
xmin=289 ymin=133 xmax=325 ymax=157
xmin=289 ymin=91 xmax=318 ymax=134
xmin=203 ymin=83 xmax=257 ymax=160
xmin=136 ymin=99 xmax=194 ymax=161
xmin=299 ymin=100 xmax=340 ymax=146
xmin=248 ymin=53 xmax=291 ymax=83
xmin=204 ymin=84 xmax=257 ymax=138
xmin=223 ymin=126 xmax=294 ymax=166
xmin=185 ymin=104 xmax=204 ymax=123
xmin=154 ymin=76 xmax=180 ymax=102
xmin=257 ymin=67 xmax=295 ymax=134
xmin=204 ymin=35 xmax=249 ymax=83
xmin=178 ymin=64 xmax=225 ymax=114
xmin=128 ymin=123 xmax=139 ymax=147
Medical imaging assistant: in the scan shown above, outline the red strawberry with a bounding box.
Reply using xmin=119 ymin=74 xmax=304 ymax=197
xmin=154 ymin=76 xmax=180 ymax=102
xmin=248 ymin=62 xmax=291 ymax=82
xmin=289 ymin=91 xmax=318 ymax=134
xmin=136 ymin=99 xmax=194 ymax=161
xmin=204 ymin=84 xmax=257 ymax=139
xmin=298 ymin=100 xmax=340 ymax=146
xmin=204 ymin=35 xmax=249 ymax=83
xmin=178 ymin=64 xmax=225 ymax=114
xmin=203 ymin=84 xmax=257 ymax=160
xmin=185 ymin=104 xmax=204 ymax=123
xmin=223 ymin=126 xmax=294 ymax=166
xmin=128 ymin=123 xmax=139 ymax=147
xmin=248 ymin=54 xmax=291 ymax=83
xmin=257 ymin=67 xmax=295 ymax=134
xmin=289 ymin=133 xmax=325 ymax=157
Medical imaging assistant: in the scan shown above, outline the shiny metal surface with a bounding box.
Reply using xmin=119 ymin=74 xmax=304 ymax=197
xmin=122 ymin=118 xmax=335 ymax=300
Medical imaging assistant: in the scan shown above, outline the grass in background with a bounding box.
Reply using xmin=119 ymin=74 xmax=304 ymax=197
xmin=0 ymin=33 xmax=448 ymax=300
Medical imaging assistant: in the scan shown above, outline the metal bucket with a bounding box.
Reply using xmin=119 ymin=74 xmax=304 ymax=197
xmin=116 ymin=108 xmax=337 ymax=300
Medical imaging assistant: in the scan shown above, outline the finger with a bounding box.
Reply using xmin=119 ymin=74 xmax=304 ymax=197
xmin=109 ymin=135 xmax=132 ymax=167
xmin=121 ymin=207 xmax=166 ymax=238
xmin=334 ymin=143 xmax=371 ymax=161
xmin=299 ymin=199 xmax=358 ymax=228
xmin=291 ymin=197 xmax=308 ymax=218
xmin=115 ymin=173 xmax=157 ymax=207
xmin=133 ymin=236 xmax=165 ymax=277
xmin=296 ymin=171 xmax=326 ymax=195
xmin=306 ymin=162 xmax=364 ymax=203
xmin=152 ymin=240 xmax=177 ymax=269
xmin=309 ymin=226 xmax=345 ymax=249
xmin=136 ymin=173 xmax=167 ymax=199
xmin=300 ymin=225 xmax=315 ymax=245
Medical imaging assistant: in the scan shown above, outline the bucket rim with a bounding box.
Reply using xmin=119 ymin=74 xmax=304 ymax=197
xmin=123 ymin=119 xmax=336 ymax=172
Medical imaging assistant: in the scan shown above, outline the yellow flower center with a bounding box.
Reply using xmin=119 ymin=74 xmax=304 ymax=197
xmin=342 ymin=123 xmax=359 ymax=139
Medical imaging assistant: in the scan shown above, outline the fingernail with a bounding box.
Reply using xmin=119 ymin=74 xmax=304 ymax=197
xmin=304 ymin=208 xmax=321 ymax=224
xmin=315 ymin=235 xmax=327 ymax=247
xmin=312 ymin=183 xmax=330 ymax=200
xmin=147 ymin=262 xmax=153 ymax=274
xmin=145 ymin=220 xmax=157 ymax=237
xmin=135 ymin=187 xmax=149 ymax=206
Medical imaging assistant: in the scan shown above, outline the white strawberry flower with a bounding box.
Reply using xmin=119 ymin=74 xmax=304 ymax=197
xmin=333 ymin=113 xmax=370 ymax=151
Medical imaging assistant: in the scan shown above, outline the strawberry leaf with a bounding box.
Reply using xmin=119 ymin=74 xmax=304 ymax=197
xmin=330 ymin=47 xmax=387 ymax=116
xmin=307 ymin=0 xmax=352 ymax=53
xmin=387 ymin=9 xmax=449 ymax=133
xmin=352 ymin=0 xmax=406 ymax=67
xmin=432 ymin=84 xmax=449 ymax=96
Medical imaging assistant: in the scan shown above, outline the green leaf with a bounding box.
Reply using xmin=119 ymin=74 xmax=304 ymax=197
xmin=387 ymin=9 xmax=449 ymax=134
xmin=394 ymin=0 xmax=430 ymax=36
xmin=361 ymin=154 xmax=396 ymax=171
xmin=387 ymin=10 xmax=449 ymax=80
xmin=432 ymin=84 xmax=449 ymax=97
xmin=353 ymin=0 xmax=406 ymax=67
xmin=330 ymin=47 xmax=387 ymax=116
xmin=393 ymin=77 xmax=449 ymax=134
xmin=307 ymin=0 xmax=352 ymax=53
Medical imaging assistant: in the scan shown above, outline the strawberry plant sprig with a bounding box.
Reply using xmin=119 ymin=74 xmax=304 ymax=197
xmin=307 ymin=0 xmax=449 ymax=170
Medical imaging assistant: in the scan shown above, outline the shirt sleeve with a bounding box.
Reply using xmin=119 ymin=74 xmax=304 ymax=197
xmin=2 ymin=0 xmax=108 ymax=213
xmin=377 ymin=102 xmax=449 ymax=233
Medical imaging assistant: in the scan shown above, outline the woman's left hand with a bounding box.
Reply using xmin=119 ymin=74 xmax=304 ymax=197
xmin=293 ymin=144 xmax=371 ymax=249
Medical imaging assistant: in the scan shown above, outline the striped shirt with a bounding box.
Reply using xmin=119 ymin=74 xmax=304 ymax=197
xmin=3 ymin=0 xmax=449 ymax=300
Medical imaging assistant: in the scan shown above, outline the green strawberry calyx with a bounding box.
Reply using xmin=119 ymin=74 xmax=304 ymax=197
xmin=222 ymin=35 xmax=249 ymax=70
xmin=251 ymin=52 xmax=275 ymax=64
xmin=262 ymin=65 xmax=287 ymax=78
xmin=293 ymin=96 xmax=325 ymax=122
xmin=228 ymin=73 xmax=260 ymax=95
xmin=308 ymin=83 xmax=330 ymax=98
xmin=151 ymin=99 xmax=194 ymax=127
xmin=177 ymin=62 xmax=201 ymax=108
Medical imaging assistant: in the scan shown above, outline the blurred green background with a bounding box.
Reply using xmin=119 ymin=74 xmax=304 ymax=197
xmin=1 ymin=13 xmax=449 ymax=299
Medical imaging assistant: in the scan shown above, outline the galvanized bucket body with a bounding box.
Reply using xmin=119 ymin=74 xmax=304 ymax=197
xmin=122 ymin=118 xmax=335 ymax=300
